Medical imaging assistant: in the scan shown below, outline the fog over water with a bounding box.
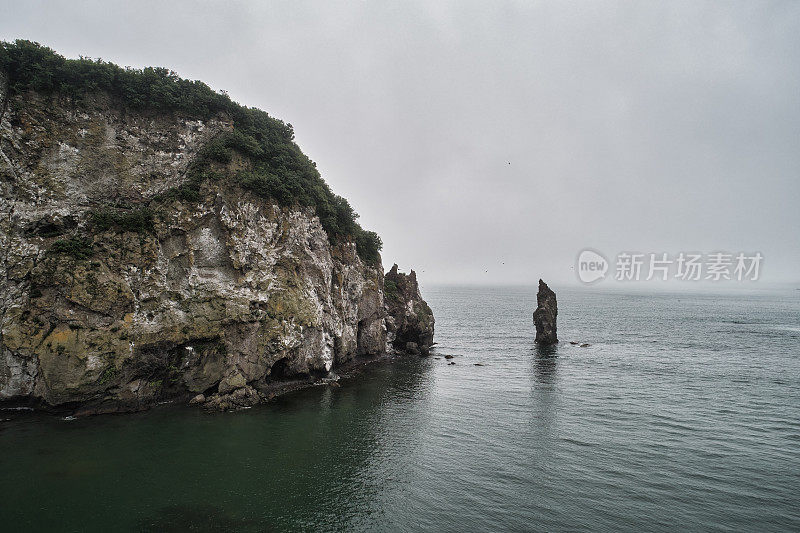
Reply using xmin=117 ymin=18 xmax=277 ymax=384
xmin=2 ymin=0 xmax=798 ymax=285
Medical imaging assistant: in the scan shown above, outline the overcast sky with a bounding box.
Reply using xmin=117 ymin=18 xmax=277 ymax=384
xmin=2 ymin=0 xmax=798 ymax=286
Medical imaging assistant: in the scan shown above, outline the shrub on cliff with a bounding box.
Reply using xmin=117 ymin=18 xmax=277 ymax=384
xmin=0 ymin=39 xmax=382 ymax=264
xmin=355 ymin=230 xmax=382 ymax=265
xmin=0 ymin=39 xmax=229 ymax=117
xmin=89 ymin=208 xmax=155 ymax=234
xmin=49 ymin=236 xmax=93 ymax=260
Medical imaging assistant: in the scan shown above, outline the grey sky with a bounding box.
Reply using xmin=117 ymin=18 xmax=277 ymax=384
xmin=2 ymin=0 xmax=798 ymax=285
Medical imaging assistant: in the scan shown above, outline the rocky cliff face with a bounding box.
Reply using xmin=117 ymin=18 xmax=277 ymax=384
xmin=384 ymin=264 xmax=435 ymax=355
xmin=0 ymin=74 xmax=431 ymax=413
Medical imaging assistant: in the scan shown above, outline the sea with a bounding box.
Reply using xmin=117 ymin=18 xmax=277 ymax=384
xmin=1 ymin=285 xmax=799 ymax=532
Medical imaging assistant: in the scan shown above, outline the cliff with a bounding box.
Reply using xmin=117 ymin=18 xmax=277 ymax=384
xmin=0 ymin=41 xmax=433 ymax=413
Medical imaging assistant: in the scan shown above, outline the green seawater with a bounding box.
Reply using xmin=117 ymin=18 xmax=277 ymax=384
xmin=1 ymin=286 xmax=799 ymax=531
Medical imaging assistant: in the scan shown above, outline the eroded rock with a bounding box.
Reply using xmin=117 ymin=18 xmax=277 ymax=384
xmin=203 ymin=385 xmax=261 ymax=411
xmin=533 ymin=279 xmax=558 ymax=345
xmin=189 ymin=394 xmax=206 ymax=405
xmin=384 ymin=264 xmax=435 ymax=355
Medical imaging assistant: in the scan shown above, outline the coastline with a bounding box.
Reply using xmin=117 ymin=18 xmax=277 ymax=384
xmin=0 ymin=350 xmax=407 ymax=419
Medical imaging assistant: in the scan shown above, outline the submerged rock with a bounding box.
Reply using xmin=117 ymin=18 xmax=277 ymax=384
xmin=533 ymin=279 xmax=558 ymax=345
xmin=384 ymin=264 xmax=435 ymax=355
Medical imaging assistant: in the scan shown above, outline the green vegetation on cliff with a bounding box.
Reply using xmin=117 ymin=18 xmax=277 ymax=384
xmin=89 ymin=208 xmax=155 ymax=234
xmin=49 ymin=236 xmax=93 ymax=260
xmin=0 ymin=39 xmax=382 ymax=263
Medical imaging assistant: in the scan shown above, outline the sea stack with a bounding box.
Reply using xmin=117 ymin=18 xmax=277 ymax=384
xmin=533 ymin=279 xmax=558 ymax=345
xmin=384 ymin=264 xmax=435 ymax=355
